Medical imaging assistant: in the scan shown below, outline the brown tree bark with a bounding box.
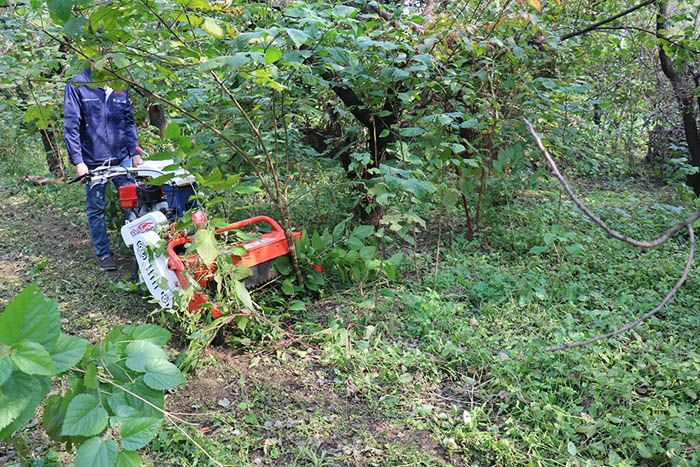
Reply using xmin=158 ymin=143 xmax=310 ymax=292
xmin=657 ymin=2 xmax=700 ymax=195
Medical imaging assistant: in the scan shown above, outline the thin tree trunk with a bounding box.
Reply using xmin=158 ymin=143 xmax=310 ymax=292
xmin=657 ymin=2 xmax=700 ymax=195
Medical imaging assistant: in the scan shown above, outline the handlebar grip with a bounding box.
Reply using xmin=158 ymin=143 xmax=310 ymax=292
xmin=68 ymin=173 xmax=88 ymax=184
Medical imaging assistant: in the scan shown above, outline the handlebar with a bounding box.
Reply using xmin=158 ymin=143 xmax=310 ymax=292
xmin=67 ymin=165 xmax=172 ymax=185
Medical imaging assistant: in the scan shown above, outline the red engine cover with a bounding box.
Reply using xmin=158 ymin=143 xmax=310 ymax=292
xmin=119 ymin=184 xmax=138 ymax=209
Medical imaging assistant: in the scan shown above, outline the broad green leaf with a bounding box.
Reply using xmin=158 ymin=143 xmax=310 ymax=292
xmin=200 ymin=53 xmax=251 ymax=72
xmin=0 ymin=373 xmax=51 ymax=440
xmin=235 ymin=315 xmax=249 ymax=332
xmin=48 ymin=333 xmax=89 ymax=374
xmin=125 ymin=341 xmax=170 ymax=373
xmin=274 ymin=256 xmax=292 ymax=275
xmin=402 ymin=178 xmax=436 ymax=200
xmin=163 ymin=122 xmax=180 ymax=139
xmin=85 ymin=362 xmax=98 ymax=389
xmin=63 ymin=16 xmax=86 ymax=36
xmin=0 ymin=358 xmax=13 ymax=385
xmin=143 ymin=360 xmax=186 ymax=390
xmin=234 ymin=280 xmax=253 ymax=309
xmin=288 ymin=300 xmax=306 ymax=311
xmin=178 ymin=0 xmax=211 ymax=9
xmin=42 ymin=395 xmax=65 ymax=442
xmin=311 ymin=231 xmax=323 ymax=250
xmin=47 ymin=0 xmax=73 ymax=21
xmin=399 ymin=127 xmax=426 ymax=138
xmin=107 ymin=379 xmax=164 ymax=419
xmin=529 ymin=245 xmax=548 ymax=254
xmin=281 ymin=279 xmax=294 ymax=295
xmin=286 ymin=28 xmax=309 ymax=47
xmin=127 ymin=324 xmax=171 ymax=346
xmin=202 ymin=17 xmax=225 ymax=39
xmin=119 ymin=417 xmax=162 ymax=450
xmin=194 ymin=229 xmax=218 ymax=266
xmin=0 ymin=286 xmax=60 ymax=348
xmin=11 ymin=341 xmax=55 ymax=376
xmin=352 ymin=225 xmax=374 ymax=239
xmin=264 ymin=47 xmax=282 ymax=64
xmin=115 ymin=451 xmax=142 ymax=467
xmin=24 ymin=105 xmax=52 ymax=129
xmin=346 ymin=236 xmax=363 ymax=251
xmin=74 ymin=437 xmax=118 ymax=467
xmin=61 ymin=394 xmax=109 ymax=437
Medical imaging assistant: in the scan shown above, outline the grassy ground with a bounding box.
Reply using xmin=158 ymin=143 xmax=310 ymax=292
xmin=0 ymin=152 xmax=699 ymax=466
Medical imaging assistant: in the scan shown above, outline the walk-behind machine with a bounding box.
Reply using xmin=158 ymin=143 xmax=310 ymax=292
xmin=71 ymin=160 xmax=295 ymax=314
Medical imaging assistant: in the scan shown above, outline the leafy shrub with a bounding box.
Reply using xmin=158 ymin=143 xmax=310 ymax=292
xmin=0 ymin=286 xmax=185 ymax=466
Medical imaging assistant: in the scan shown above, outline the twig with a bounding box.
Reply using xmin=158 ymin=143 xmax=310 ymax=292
xmin=561 ymin=0 xmax=656 ymax=41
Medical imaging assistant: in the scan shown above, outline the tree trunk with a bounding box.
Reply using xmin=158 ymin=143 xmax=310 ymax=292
xmin=39 ymin=128 xmax=63 ymax=178
xmin=657 ymin=2 xmax=700 ymax=195
xmin=148 ymin=102 xmax=167 ymax=138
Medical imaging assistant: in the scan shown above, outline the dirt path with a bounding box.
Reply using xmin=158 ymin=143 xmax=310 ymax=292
xmin=0 ymin=185 xmax=458 ymax=466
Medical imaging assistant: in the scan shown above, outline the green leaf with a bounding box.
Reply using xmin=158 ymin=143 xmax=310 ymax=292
xmin=637 ymin=443 xmax=652 ymax=459
xmin=125 ymin=341 xmax=170 ymax=373
xmin=24 ymin=105 xmax=52 ymax=129
xmin=352 ymin=225 xmax=374 ymax=239
xmin=107 ymin=379 xmax=164 ymax=419
xmin=274 ymin=255 xmax=292 ymax=275
xmin=281 ymin=279 xmax=294 ymax=295
xmin=84 ymin=362 xmax=98 ymax=389
xmin=143 ymin=360 xmax=186 ymax=390
xmin=119 ymin=417 xmax=163 ymax=450
xmin=47 ymin=0 xmax=73 ymax=22
xmin=48 ymin=333 xmax=88 ymax=375
xmin=202 ymin=17 xmax=225 ymax=39
xmin=0 ymin=358 xmax=12 ymax=385
xmin=42 ymin=395 xmax=65 ymax=442
xmin=0 ymin=372 xmax=51 ymax=436
xmin=332 ymin=221 xmax=346 ymax=240
xmin=564 ymin=243 xmax=585 ymax=256
xmin=74 ymin=437 xmax=118 ymax=467
xmin=0 ymin=286 xmax=60 ymax=348
xmin=194 ymin=229 xmax=218 ymax=266
xmin=234 ymin=280 xmax=253 ymax=309
xmin=61 ymin=394 xmax=109 ymax=437
xmin=115 ymin=451 xmax=142 ymax=467
xmin=11 ymin=341 xmax=55 ymax=376
xmin=163 ymin=122 xmax=180 ymax=139
xmin=398 ymin=372 xmax=413 ymax=384
xmin=235 ymin=315 xmax=249 ymax=332
xmin=567 ymin=441 xmax=577 ymax=456
xmin=127 ymin=325 xmax=171 ymax=347
xmin=399 ymin=127 xmax=426 ymax=137
xmin=200 ymin=53 xmax=251 ymax=72
xmin=402 ymin=178 xmax=436 ymax=200
xmin=288 ymin=300 xmax=306 ymax=311
xmin=286 ymin=28 xmax=309 ymax=47
xmin=346 ymin=236 xmax=363 ymax=251
xmin=528 ymin=246 xmax=548 ymax=254
xmin=264 ymin=47 xmax=283 ymax=64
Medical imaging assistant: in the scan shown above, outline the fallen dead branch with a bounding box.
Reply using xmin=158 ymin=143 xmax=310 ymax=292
xmin=524 ymin=119 xmax=697 ymax=352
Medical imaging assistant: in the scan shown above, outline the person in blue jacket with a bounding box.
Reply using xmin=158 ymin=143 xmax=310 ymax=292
xmin=63 ymin=68 xmax=144 ymax=271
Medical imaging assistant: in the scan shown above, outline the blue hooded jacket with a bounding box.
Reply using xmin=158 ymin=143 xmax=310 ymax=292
xmin=63 ymin=69 xmax=139 ymax=168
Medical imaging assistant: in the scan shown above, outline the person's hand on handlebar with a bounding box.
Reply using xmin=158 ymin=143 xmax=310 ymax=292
xmin=75 ymin=163 xmax=89 ymax=184
xmin=132 ymin=146 xmax=144 ymax=167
